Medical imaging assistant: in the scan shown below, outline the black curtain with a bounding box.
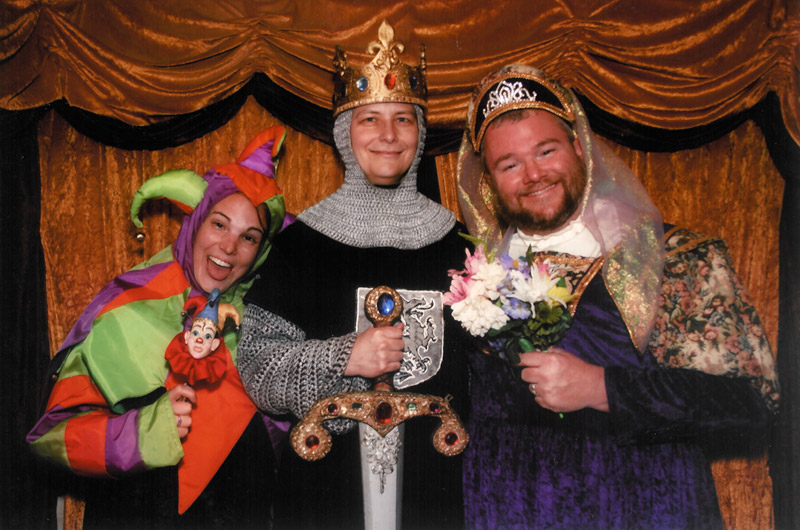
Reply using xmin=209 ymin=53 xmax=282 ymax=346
xmin=2 ymin=77 xmax=798 ymax=529
xmin=753 ymin=93 xmax=800 ymax=530
xmin=1 ymin=106 xmax=58 ymax=529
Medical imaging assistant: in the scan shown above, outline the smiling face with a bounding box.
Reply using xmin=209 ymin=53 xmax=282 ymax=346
xmin=350 ymin=102 xmax=419 ymax=186
xmin=192 ymin=192 xmax=264 ymax=294
xmin=184 ymin=318 xmax=221 ymax=359
xmin=483 ymin=109 xmax=586 ymax=236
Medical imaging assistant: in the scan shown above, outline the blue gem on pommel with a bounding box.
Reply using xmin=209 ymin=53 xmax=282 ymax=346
xmin=378 ymin=293 xmax=395 ymax=316
xmin=365 ymin=286 xmax=403 ymax=327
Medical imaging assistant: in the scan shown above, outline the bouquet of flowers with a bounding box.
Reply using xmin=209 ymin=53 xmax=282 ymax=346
xmin=444 ymin=241 xmax=574 ymax=366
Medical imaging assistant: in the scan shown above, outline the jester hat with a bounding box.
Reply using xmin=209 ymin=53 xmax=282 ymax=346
xmin=186 ymin=287 xmax=242 ymax=331
xmin=60 ymin=127 xmax=286 ymax=352
xmin=131 ymin=126 xmax=286 ymax=295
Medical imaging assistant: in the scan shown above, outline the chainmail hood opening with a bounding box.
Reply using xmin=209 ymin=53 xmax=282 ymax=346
xmin=298 ymin=105 xmax=455 ymax=249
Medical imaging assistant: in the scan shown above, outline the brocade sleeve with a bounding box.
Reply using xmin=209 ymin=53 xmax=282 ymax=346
xmin=606 ymin=228 xmax=778 ymax=444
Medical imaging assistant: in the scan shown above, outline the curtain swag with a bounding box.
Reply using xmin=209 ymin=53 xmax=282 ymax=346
xmin=2 ymin=1 xmax=798 ymax=145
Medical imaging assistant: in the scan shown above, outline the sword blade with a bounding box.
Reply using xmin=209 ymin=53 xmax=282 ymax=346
xmin=360 ymin=423 xmax=404 ymax=530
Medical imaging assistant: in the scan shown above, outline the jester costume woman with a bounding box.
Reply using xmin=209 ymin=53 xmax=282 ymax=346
xmin=27 ymin=128 xmax=287 ymax=528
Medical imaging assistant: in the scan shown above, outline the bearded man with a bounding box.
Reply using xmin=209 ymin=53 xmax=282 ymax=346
xmin=455 ymin=64 xmax=779 ymax=529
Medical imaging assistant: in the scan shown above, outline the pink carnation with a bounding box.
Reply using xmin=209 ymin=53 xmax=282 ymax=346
xmin=444 ymin=246 xmax=489 ymax=305
xmin=443 ymin=274 xmax=471 ymax=305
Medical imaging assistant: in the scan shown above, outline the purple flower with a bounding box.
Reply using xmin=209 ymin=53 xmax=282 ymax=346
xmin=497 ymin=275 xmax=516 ymax=298
xmin=499 ymin=253 xmax=530 ymax=276
xmin=488 ymin=338 xmax=506 ymax=351
xmin=502 ymin=297 xmax=531 ymax=319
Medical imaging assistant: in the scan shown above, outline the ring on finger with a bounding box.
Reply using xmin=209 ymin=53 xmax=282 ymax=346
xmin=176 ymin=416 xmax=182 ymax=427
xmin=529 ymin=383 xmax=537 ymax=396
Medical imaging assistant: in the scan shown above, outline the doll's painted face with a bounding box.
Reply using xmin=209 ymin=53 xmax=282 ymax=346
xmin=184 ymin=318 xmax=221 ymax=359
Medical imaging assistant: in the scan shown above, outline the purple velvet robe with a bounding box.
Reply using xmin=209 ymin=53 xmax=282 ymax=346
xmin=463 ymin=255 xmax=769 ymax=529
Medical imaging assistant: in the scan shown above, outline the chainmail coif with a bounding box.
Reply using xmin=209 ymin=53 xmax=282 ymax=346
xmin=298 ymin=105 xmax=456 ymax=249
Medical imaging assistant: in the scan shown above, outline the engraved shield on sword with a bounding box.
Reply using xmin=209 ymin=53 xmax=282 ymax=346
xmin=356 ymin=287 xmax=444 ymax=389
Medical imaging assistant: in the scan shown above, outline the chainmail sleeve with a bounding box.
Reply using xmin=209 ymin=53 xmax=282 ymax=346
xmin=237 ymin=304 xmax=371 ymax=433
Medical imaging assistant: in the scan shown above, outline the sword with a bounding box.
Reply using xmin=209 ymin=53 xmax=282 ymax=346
xmin=290 ymin=286 xmax=468 ymax=529
xmin=360 ymin=286 xmax=403 ymax=530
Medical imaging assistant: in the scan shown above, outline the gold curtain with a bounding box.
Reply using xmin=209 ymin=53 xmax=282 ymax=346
xmin=42 ymin=98 xmax=781 ymax=529
xmin=38 ymin=97 xmax=342 ymax=347
xmin=4 ymin=1 xmax=799 ymax=143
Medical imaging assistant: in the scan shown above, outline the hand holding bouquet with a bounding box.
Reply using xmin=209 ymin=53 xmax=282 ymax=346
xmin=444 ymin=241 xmax=574 ymax=366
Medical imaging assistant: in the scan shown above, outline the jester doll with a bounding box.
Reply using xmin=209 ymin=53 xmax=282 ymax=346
xmin=165 ymin=288 xmax=241 ymax=386
xmin=27 ymin=127 xmax=288 ymax=528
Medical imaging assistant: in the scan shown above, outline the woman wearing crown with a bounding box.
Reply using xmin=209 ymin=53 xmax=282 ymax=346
xmin=238 ymin=21 xmax=469 ymax=530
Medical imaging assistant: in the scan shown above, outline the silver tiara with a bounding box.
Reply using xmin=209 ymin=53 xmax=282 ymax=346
xmin=482 ymin=80 xmax=538 ymax=118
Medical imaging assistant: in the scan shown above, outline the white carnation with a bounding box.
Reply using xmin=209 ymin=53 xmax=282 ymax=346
xmin=474 ymin=261 xmax=507 ymax=301
xmin=451 ymin=295 xmax=510 ymax=336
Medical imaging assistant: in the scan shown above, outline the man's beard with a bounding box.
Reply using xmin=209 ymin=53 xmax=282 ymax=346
xmin=495 ymin=161 xmax=587 ymax=234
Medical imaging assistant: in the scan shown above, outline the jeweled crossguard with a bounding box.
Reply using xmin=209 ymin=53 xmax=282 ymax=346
xmin=290 ymin=285 xmax=468 ymax=530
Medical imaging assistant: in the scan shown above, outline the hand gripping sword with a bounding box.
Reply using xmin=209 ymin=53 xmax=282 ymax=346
xmin=290 ymin=286 xmax=468 ymax=530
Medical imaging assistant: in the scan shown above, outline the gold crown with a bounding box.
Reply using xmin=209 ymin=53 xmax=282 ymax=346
xmin=332 ymin=20 xmax=427 ymax=116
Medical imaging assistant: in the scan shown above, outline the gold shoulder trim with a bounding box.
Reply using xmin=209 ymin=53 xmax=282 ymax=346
xmin=526 ymin=252 xmax=603 ymax=317
xmin=567 ymin=257 xmax=604 ymax=316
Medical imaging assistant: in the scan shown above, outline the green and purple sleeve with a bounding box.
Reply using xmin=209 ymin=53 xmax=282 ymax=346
xmin=27 ymin=346 xmax=184 ymax=476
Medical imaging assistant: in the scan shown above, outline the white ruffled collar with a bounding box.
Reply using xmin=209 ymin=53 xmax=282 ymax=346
xmin=509 ymin=219 xmax=601 ymax=258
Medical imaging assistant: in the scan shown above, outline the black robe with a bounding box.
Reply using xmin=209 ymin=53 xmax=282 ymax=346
xmin=244 ymin=220 xmax=470 ymax=529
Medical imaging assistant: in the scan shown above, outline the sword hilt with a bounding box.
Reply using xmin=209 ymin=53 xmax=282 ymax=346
xmin=290 ymin=285 xmax=469 ymax=461
xmin=290 ymin=390 xmax=469 ymax=461
xmin=363 ymin=286 xmax=404 ymax=392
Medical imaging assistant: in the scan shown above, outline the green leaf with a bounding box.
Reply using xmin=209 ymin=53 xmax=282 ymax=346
xmin=488 ymin=319 xmax=524 ymax=335
xmin=524 ymin=245 xmax=537 ymax=265
xmin=457 ymin=232 xmax=486 ymax=248
xmin=457 ymin=232 xmax=497 ymax=261
xmin=505 ymin=340 xmax=522 ymax=365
